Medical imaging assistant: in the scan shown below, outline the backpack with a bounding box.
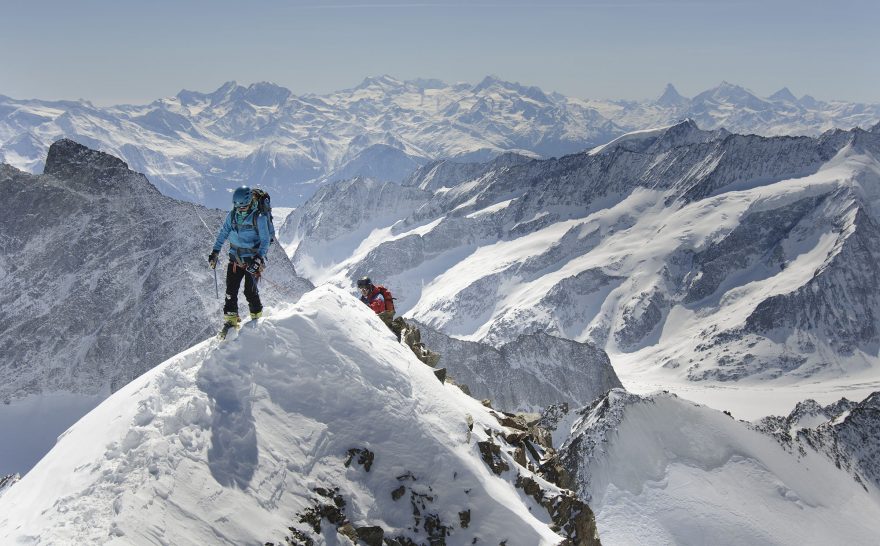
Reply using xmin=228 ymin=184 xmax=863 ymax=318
xmin=375 ymin=285 xmax=395 ymax=313
xmin=232 ymin=188 xmax=276 ymax=246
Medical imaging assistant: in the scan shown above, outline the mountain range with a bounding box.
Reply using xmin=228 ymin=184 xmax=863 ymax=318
xmin=281 ymin=120 xmax=880 ymax=402
xmin=2 ymin=77 xmax=878 ymax=208
xmin=1 ymin=140 xmax=624 ymax=476
xmin=3 ymin=127 xmax=880 ymax=542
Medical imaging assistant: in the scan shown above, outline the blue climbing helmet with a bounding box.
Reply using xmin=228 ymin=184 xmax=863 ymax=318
xmin=232 ymin=186 xmax=253 ymax=211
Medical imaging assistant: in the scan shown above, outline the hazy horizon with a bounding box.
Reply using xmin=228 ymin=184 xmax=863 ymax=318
xmin=2 ymin=0 xmax=878 ymax=105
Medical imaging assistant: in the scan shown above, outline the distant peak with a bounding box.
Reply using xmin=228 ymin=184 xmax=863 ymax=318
xmin=769 ymin=87 xmax=798 ymax=102
xmin=242 ymin=81 xmax=292 ymax=106
xmin=474 ymin=75 xmax=503 ymax=89
xmin=407 ymin=77 xmax=448 ymax=90
xmin=657 ymin=83 xmax=688 ymax=107
xmin=694 ymin=81 xmax=765 ymax=106
xmin=200 ymin=81 xmax=244 ymax=104
xmin=798 ymin=94 xmax=823 ymax=108
xmin=472 ymin=75 xmax=550 ymax=103
xmin=208 ymin=81 xmax=240 ymax=97
xmin=357 ymin=75 xmax=404 ymax=89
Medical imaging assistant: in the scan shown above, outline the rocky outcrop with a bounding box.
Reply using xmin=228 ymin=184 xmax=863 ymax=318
xmin=414 ymin=323 xmax=621 ymax=412
xmin=0 ymin=474 xmax=19 ymax=498
xmin=0 ymin=140 xmax=313 ymax=401
xmin=270 ymin=411 xmax=603 ymax=546
xmin=755 ymin=392 xmax=880 ymax=490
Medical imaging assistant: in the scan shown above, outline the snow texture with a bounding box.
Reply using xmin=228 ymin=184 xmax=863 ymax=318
xmin=555 ymin=389 xmax=880 ymax=545
xmin=0 ymin=285 xmax=577 ymax=545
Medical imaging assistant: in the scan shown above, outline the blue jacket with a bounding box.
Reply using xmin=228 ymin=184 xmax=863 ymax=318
xmin=213 ymin=207 xmax=270 ymax=260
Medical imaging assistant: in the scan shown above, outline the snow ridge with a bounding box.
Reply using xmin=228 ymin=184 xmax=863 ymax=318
xmin=0 ymin=285 xmax=597 ymax=545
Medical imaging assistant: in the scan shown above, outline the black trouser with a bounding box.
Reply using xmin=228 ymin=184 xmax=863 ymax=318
xmin=223 ymin=260 xmax=262 ymax=315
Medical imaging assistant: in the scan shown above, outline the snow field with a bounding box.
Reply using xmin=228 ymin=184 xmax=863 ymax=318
xmin=568 ymin=392 xmax=880 ymax=545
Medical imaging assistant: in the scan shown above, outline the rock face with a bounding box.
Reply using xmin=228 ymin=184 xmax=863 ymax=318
xmin=755 ymin=392 xmax=880 ymax=490
xmin=414 ymin=323 xmax=622 ymax=412
xmin=279 ymin=177 xmax=433 ymax=279
xmin=0 ymin=139 xmax=312 ymax=401
xmin=0 ymin=474 xmax=19 ymax=498
xmin=295 ymin=122 xmax=880 ymax=382
xmin=402 ymin=152 xmax=536 ymax=192
xmin=2 ymin=79 xmax=877 ymax=208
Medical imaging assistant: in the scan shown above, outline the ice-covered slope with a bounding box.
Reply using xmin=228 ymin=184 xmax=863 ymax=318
xmin=2 ymin=78 xmax=878 ymax=208
xmin=554 ymin=389 xmax=880 ymax=545
xmin=289 ymin=122 xmax=880 ymax=390
xmin=0 ymin=140 xmax=312 ymax=474
xmin=0 ymin=285 xmax=598 ymax=545
xmin=279 ymin=177 xmax=434 ymax=280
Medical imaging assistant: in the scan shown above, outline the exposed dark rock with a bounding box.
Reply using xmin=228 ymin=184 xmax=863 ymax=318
xmin=755 ymin=392 xmax=880 ymax=490
xmin=414 ymin=324 xmax=621 ymax=413
xmin=0 ymin=473 xmax=20 ymax=495
xmin=344 ymin=448 xmax=375 ymax=472
xmin=477 ymin=440 xmax=510 ymax=475
xmin=355 ymin=526 xmax=384 ymax=546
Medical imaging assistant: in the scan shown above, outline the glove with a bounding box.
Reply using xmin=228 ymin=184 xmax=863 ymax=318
xmin=245 ymin=256 xmax=265 ymax=276
xmin=208 ymin=250 xmax=219 ymax=269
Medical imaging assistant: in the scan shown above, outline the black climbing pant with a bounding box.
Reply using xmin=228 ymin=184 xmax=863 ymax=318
xmin=223 ymin=261 xmax=262 ymax=316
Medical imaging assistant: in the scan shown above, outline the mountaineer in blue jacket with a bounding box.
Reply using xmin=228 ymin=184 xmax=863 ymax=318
xmin=209 ymin=186 xmax=270 ymax=329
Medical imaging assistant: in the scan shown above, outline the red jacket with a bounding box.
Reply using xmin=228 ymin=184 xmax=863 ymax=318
xmin=360 ymin=287 xmax=387 ymax=314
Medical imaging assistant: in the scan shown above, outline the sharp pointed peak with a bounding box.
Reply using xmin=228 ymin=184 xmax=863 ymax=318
xmin=657 ymin=83 xmax=688 ymax=106
xmin=769 ymin=87 xmax=798 ymax=102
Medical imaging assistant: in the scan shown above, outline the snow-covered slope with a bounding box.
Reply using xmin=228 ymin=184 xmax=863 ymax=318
xmin=279 ymin=177 xmax=434 ymax=280
xmin=0 ymin=285 xmax=599 ymax=545
xmin=286 ymin=122 xmax=880 ymax=392
xmin=554 ymin=389 xmax=880 ymax=545
xmin=0 ymin=140 xmax=312 ymax=474
xmin=2 ymin=78 xmax=877 ymax=208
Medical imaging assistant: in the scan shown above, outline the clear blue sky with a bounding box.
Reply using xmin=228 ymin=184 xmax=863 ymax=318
xmin=1 ymin=0 xmax=877 ymax=105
